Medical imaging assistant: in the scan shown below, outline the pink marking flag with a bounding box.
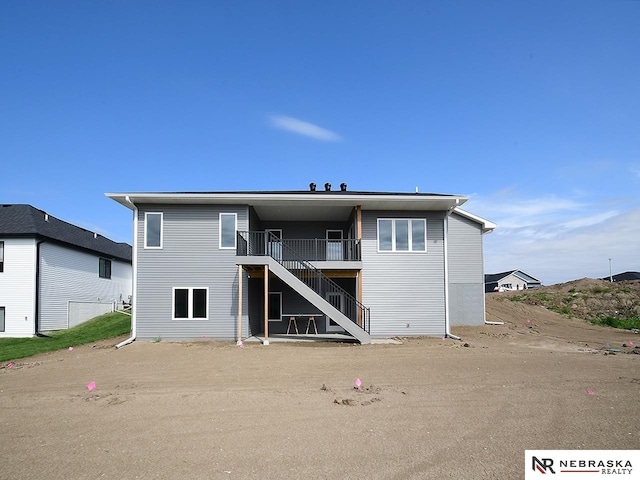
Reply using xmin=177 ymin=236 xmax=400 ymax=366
xmin=630 ymin=341 xmax=634 ymax=346
xmin=7 ymin=362 xmax=14 ymax=369
xmin=587 ymin=389 xmax=594 ymax=395
xmin=68 ymin=347 xmax=74 ymax=351
xmin=355 ymin=378 xmax=362 ymax=389
xmin=87 ymin=382 xmax=96 ymax=391
xmin=526 ymin=319 xmax=531 ymax=324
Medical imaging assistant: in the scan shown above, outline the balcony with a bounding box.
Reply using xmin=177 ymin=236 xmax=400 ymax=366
xmin=237 ymin=231 xmax=362 ymax=268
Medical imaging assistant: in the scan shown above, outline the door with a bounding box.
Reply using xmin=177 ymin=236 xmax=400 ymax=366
xmin=265 ymin=229 xmax=282 ymax=260
xmin=325 ymin=292 xmax=345 ymax=332
xmin=326 ymin=230 xmax=343 ymax=261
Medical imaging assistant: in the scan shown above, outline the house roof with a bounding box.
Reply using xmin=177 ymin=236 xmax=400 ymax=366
xmin=601 ymin=271 xmax=640 ymax=282
xmin=106 ymin=189 xmax=472 ymax=222
xmin=485 ymin=270 xmax=541 ymax=284
xmin=0 ymin=204 xmax=132 ymax=262
xmin=452 ymin=208 xmax=496 ymax=234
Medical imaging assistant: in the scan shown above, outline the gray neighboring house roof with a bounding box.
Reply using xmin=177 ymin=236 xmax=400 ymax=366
xmin=601 ymin=272 xmax=640 ymax=282
xmin=0 ymin=204 xmax=131 ymax=263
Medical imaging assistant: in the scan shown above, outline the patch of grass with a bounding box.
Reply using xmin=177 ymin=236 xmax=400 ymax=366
xmin=590 ymin=286 xmax=613 ymax=294
xmin=508 ymin=292 xmax=554 ymax=303
xmin=549 ymin=305 xmax=572 ymax=315
xmin=587 ymin=316 xmax=640 ymax=331
xmin=0 ymin=311 xmax=131 ymax=363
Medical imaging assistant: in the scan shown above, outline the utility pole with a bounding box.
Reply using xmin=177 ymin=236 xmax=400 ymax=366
xmin=609 ymin=258 xmax=613 ymax=282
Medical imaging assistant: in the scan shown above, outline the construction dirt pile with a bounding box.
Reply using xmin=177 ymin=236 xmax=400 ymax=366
xmin=488 ymin=278 xmax=640 ymax=322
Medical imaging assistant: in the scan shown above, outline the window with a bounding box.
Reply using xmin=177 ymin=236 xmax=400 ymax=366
xmin=173 ymin=287 xmax=208 ymax=320
xmin=377 ymin=219 xmax=427 ymax=252
xmin=0 ymin=241 xmax=4 ymax=272
xmin=219 ymin=213 xmax=237 ymax=249
xmin=268 ymin=292 xmax=282 ymax=321
xmin=145 ymin=212 xmax=163 ymax=249
xmin=0 ymin=307 xmax=4 ymax=332
xmin=99 ymin=258 xmax=112 ymax=279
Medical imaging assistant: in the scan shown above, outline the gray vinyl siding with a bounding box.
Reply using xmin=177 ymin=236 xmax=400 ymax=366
xmin=447 ymin=212 xmax=485 ymax=326
xmin=135 ymin=204 xmax=249 ymax=340
xmin=361 ymin=210 xmax=446 ymax=337
xmin=39 ymin=242 xmax=132 ymax=331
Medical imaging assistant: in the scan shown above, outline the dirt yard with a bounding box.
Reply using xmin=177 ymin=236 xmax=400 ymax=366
xmin=2 ymin=293 xmax=639 ymax=479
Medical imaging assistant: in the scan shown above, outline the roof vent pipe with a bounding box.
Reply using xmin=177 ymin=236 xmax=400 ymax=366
xmin=324 ymin=182 xmax=331 ymax=191
xmin=44 ymin=213 xmax=49 ymax=222
xmin=309 ymin=182 xmax=316 ymax=192
xmin=94 ymin=233 xmax=97 ymax=239
xmin=340 ymin=183 xmax=347 ymax=191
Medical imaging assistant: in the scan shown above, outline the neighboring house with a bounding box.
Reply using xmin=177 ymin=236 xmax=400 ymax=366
xmin=107 ymin=185 xmax=496 ymax=345
xmin=0 ymin=204 xmax=132 ymax=337
xmin=484 ymin=270 xmax=542 ymax=293
xmin=601 ymin=272 xmax=640 ymax=282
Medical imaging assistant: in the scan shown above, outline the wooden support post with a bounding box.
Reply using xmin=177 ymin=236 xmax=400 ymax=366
xmin=237 ymin=265 xmax=243 ymax=345
xmin=263 ymin=264 xmax=269 ymax=345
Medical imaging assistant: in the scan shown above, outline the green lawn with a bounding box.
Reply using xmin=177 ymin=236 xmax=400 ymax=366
xmin=0 ymin=311 xmax=131 ymax=363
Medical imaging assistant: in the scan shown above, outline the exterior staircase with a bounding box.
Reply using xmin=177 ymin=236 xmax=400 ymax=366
xmin=237 ymin=232 xmax=371 ymax=344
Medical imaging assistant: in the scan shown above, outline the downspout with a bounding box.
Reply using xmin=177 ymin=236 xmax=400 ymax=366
xmin=443 ymin=206 xmax=462 ymax=341
xmin=116 ymin=196 xmax=138 ymax=349
xmin=35 ymin=239 xmax=45 ymax=336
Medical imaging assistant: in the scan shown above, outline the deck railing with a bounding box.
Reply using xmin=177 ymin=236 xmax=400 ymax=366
xmin=237 ymin=231 xmax=370 ymax=333
xmin=236 ymin=233 xmax=360 ymax=262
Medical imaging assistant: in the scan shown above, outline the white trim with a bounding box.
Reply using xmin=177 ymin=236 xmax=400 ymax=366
xmin=376 ymin=218 xmax=427 ymax=253
xmin=452 ymin=208 xmax=496 ymax=234
xmin=144 ymin=212 xmax=163 ymax=249
xmin=172 ymin=287 xmax=209 ymax=320
xmin=219 ymin=212 xmax=237 ymax=249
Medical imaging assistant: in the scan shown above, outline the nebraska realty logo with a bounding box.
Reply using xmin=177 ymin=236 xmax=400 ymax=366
xmin=525 ymin=451 xmax=639 ymax=479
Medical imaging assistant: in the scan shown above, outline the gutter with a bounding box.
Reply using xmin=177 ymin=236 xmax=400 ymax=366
xmin=116 ymin=196 xmax=138 ymax=349
xmin=443 ymin=206 xmax=462 ymax=341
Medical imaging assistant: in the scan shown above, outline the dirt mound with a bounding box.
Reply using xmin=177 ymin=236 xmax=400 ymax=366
xmin=489 ymin=278 xmax=640 ymax=321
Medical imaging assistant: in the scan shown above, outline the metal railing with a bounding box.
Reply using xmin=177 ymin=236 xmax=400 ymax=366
xmin=236 ymin=233 xmax=360 ymax=262
xmin=237 ymin=231 xmax=370 ymax=333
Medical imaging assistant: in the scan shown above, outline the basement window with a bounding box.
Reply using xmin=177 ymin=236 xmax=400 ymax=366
xmin=173 ymin=287 xmax=208 ymax=320
xmin=0 ymin=241 xmax=4 ymax=272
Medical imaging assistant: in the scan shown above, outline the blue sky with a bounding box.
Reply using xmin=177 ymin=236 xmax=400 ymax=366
xmin=2 ymin=1 xmax=639 ymax=285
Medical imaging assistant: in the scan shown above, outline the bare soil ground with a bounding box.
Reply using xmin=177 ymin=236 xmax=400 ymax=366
xmin=2 ymin=281 xmax=639 ymax=479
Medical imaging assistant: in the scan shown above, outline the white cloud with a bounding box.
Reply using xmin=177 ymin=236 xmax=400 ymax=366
xmin=268 ymin=115 xmax=342 ymax=142
xmin=466 ymin=191 xmax=640 ymax=285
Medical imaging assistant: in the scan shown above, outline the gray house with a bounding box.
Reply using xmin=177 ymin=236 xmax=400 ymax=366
xmin=107 ymin=186 xmax=495 ymax=345
xmin=0 ymin=204 xmax=132 ymax=337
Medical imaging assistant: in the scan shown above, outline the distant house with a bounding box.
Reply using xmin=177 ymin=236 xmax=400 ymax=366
xmin=601 ymin=272 xmax=640 ymax=282
xmin=485 ymin=270 xmax=541 ymax=293
xmin=107 ymin=186 xmax=496 ymax=345
xmin=0 ymin=204 xmax=132 ymax=337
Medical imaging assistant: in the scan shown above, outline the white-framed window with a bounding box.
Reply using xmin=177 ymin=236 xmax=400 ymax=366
xmin=219 ymin=213 xmax=237 ymax=249
xmin=144 ymin=212 xmax=163 ymax=249
xmin=172 ymin=287 xmax=209 ymax=320
xmin=0 ymin=306 xmax=5 ymax=332
xmin=268 ymin=292 xmax=282 ymax=322
xmin=377 ymin=218 xmax=427 ymax=252
xmin=99 ymin=258 xmax=112 ymax=279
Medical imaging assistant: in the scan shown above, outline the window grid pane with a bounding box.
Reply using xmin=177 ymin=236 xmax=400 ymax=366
xmin=220 ymin=214 xmax=236 ymax=248
xmin=411 ymin=220 xmax=426 ymax=251
xmin=146 ymin=213 xmax=162 ymax=248
xmin=379 ymin=220 xmax=393 ymax=251
xmin=395 ymin=220 xmax=409 ymax=251
xmin=192 ymin=289 xmax=207 ymax=318
xmin=174 ymin=289 xmax=189 ymax=318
